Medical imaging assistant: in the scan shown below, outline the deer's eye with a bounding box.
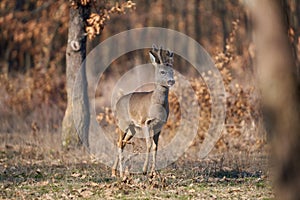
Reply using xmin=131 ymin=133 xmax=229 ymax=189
xmin=160 ymin=71 xmax=166 ymax=75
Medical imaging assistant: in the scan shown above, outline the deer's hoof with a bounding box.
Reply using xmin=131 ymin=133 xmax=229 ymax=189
xmin=150 ymin=170 xmax=161 ymax=179
xmin=122 ymin=175 xmax=128 ymax=182
xmin=111 ymin=169 xmax=117 ymax=178
xmin=151 ymin=171 xmax=156 ymax=177
xmin=143 ymin=166 xmax=148 ymax=175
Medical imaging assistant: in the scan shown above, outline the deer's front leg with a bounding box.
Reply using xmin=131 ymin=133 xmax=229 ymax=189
xmin=151 ymin=131 xmax=160 ymax=174
xmin=143 ymin=126 xmax=152 ymax=174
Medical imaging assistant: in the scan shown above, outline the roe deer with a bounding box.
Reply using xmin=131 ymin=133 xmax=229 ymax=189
xmin=112 ymin=45 xmax=175 ymax=177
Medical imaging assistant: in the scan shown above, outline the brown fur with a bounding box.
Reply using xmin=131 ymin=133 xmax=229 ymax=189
xmin=112 ymin=46 xmax=174 ymax=177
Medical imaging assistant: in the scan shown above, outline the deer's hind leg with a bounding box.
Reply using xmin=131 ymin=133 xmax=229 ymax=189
xmin=112 ymin=124 xmax=136 ymax=177
xmin=112 ymin=127 xmax=126 ymax=177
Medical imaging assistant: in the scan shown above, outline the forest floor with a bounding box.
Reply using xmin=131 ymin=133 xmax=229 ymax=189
xmin=0 ymin=133 xmax=273 ymax=200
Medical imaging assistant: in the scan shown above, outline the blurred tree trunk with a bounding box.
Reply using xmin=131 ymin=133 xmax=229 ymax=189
xmin=245 ymin=0 xmax=300 ymax=199
xmin=215 ymin=0 xmax=229 ymax=51
xmin=161 ymin=0 xmax=169 ymax=28
xmin=194 ymin=0 xmax=201 ymax=43
xmin=62 ymin=4 xmax=91 ymax=149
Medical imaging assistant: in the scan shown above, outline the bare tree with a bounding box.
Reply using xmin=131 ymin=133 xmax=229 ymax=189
xmin=61 ymin=1 xmax=136 ymax=149
xmin=245 ymin=0 xmax=300 ymax=199
xmin=62 ymin=3 xmax=91 ymax=149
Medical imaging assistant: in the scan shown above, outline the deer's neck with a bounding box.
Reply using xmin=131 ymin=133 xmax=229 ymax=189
xmin=151 ymin=84 xmax=169 ymax=105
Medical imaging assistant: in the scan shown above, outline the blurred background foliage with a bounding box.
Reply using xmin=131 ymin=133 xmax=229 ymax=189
xmin=0 ymin=0 xmax=299 ymax=152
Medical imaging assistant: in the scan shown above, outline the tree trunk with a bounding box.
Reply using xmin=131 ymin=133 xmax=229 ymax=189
xmin=62 ymin=4 xmax=90 ymax=149
xmin=245 ymin=0 xmax=300 ymax=199
xmin=194 ymin=0 xmax=201 ymax=43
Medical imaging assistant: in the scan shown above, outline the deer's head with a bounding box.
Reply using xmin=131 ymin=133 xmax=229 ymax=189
xmin=149 ymin=45 xmax=175 ymax=87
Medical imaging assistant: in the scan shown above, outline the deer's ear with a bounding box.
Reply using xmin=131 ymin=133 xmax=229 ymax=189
xmin=149 ymin=51 xmax=158 ymax=65
xmin=167 ymin=49 xmax=174 ymax=57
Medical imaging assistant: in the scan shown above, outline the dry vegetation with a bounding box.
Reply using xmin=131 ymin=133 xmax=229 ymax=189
xmin=0 ymin=67 xmax=66 ymax=134
xmin=3 ymin=0 xmax=300 ymax=199
xmin=0 ymin=16 xmax=273 ymax=200
xmin=0 ymin=133 xmax=272 ymax=199
xmin=0 ymin=25 xmax=273 ymax=199
xmin=96 ymin=20 xmax=265 ymax=156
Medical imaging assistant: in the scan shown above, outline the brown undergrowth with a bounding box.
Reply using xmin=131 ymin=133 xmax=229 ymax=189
xmin=0 ymin=20 xmax=272 ymax=199
xmin=97 ymin=20 xmax=266 ymax=156
xmin=0 ymin=66 xmax=66 ymax=133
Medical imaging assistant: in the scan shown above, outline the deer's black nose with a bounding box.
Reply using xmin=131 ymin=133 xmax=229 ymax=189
xmin=167 ymin=79 xmax=175 ymax=86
